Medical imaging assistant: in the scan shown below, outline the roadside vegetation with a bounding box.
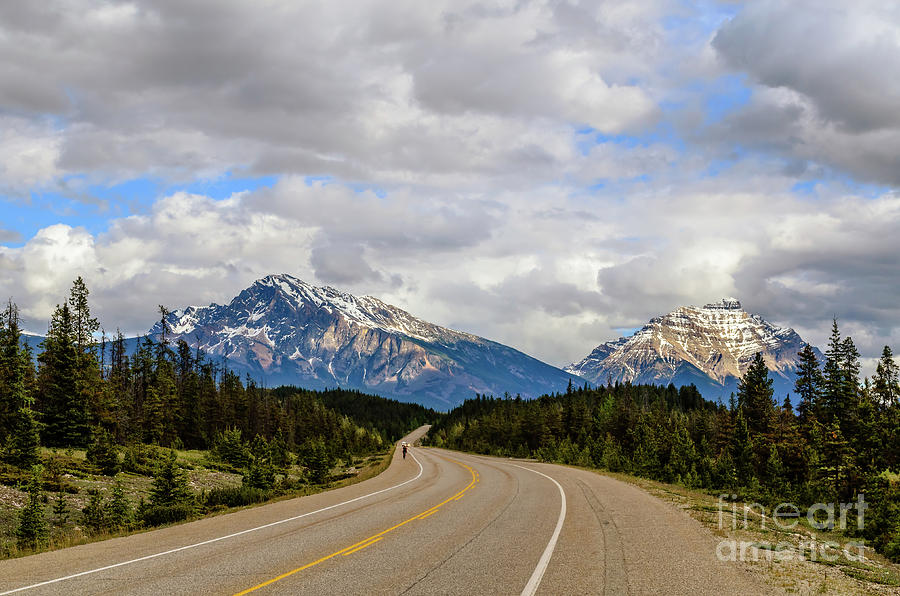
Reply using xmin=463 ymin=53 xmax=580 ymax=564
xmin=0 ymin=278 xmax=434 ymax=558
xmin=427 ymin=319 xmax=900 ymax=585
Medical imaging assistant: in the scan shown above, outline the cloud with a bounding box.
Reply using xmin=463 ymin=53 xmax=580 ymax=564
xmin=710 ymin=1 xmax=900 ymax=185
xmin=0 ymin=0 xmax=662 ymax=190
xmin=0 ymin=229 xmax=22 ymax=244
xmin=2 ymin=0 xmax=900 ymax=376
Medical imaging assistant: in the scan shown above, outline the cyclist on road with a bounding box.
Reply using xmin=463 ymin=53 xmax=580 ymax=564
xmin=402 ymin=443 xmax=408 ymax=459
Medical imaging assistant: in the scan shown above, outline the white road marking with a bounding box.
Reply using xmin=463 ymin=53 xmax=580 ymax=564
xmin=512 ymin=464 xmax=567 ymax=596
xmin=1 ymin=449 xmax=425 ymax=595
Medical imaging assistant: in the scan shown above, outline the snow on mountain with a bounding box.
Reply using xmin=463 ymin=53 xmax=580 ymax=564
xmin=565 ymin=299 xmax=821 ymax=401
xmin=150 ymin=274 xmax=581 ymax=409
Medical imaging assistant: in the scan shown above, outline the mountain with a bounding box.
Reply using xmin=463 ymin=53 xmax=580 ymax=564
xmin=150 ymin=274 xmax=582 ymax=409
xmin=565 ymin=298 xmax=821 ymax=402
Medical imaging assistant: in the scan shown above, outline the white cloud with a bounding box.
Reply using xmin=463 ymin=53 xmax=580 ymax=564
xmin=1 ymin=0 xmax=899 ymax=375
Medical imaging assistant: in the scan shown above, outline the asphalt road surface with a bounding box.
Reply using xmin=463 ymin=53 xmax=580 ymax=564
xmin=0 ymin=426 xmax=778 ymax=595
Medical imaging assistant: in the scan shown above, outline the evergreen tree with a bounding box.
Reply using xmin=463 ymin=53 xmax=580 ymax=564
xmin=68 ymin=276 xmax=99 ymax=354
xmin=0 ymin=300 xmax=32 ymax=443
xmin=81 ymin=489 xmax=106 ymax=534
xmin=149 ymin=453 xmax=194 ymax=508
xmin=51 ymin=493 xmax=69 ymax=526
xmin=819 ymin=422 xmax=856 ymax=502
xmin=299 ymin=438 xmax=333 ymax=484
xmin=737 ymin=352 xmax=775 ymax=436
xmin=766 ymin=445 xmax=786 ymax=495
xmin=5 ymin=407 xmax=41 ymax=469
xmin=872 ymin=345 xmax=899 ymax=407
xmin=16 ymin=466 xmax=49 ymax=550
xmin=730 ymin=409 xmax=755 ymax=486
xmin=106 ymin=481 xmax=132 ymax=529
xmin=821 ymin=319 xmax=844 ymax=424
xmin=38 ymin=303 xmax=88 ymax=446
xmin=243 ymin=435 xmax=276 ymax=489
xmin=794 ymin=343 xmax=822 ymax=423
xmin=86 ymin=428 xmax=120 ymax=476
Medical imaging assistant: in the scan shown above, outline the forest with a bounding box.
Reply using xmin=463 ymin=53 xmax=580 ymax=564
xmin=427 ymin=324 xmax=900 ymax=562
xmin=0 ymin=278 xmax=434 ymax=554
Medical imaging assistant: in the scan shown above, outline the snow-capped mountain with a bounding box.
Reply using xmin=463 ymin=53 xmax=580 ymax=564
xmin=565 ymin=298 xmax=820 ymax=401
xmin=150 ymin=274 xmax=581 ymax=409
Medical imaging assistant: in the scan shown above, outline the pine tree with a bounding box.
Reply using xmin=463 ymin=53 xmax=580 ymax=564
xmin=794 ymin=343 xmax=822 ymax=423
xmin=737 ymin=352 xmax=775 ymax=436
xmin=244 ymin=435 xmax=276 ymax=489
xmin=820 ymin=422 xmax=856 ymax=502
xmin=106 ymin=481 xmax=132 ymax=529
xmin=38 ymin=303 xmax=88 ymax=446
xmin=872 ymin=345 xmax=899 ymax=408
xmin=16 ymin=466 xmax=49 ymax=550
xmin=299 ymin=438 xmax=333 ymax=484
xmin=149 ymin=453 xmax=194 ymax=508
xmin=730 ymin=409 xmax=755 ymax=487
xmin=840 ymin=336 xmax=861 ymax=402
xmin=68 ymin=277 xmax=99 ymax=354
xmin=81 ymin=489 xmax=106 ymax=534
xmin=0 ymin=301 xmax=33 ymax=444
xmin=766 ymin=445 xmax=786 ymax=495
xmin=269 ymin=428 xmax=290 ymax=469
xmin=5 ymin=407 xmax=41 ymax=469
xmin=51 ymin=493 xmax=69 ymax=526
xmin=821 ymin=319 xmax=844 ymax=424
xmin=86 ymin=428 xmax=120 ymax=476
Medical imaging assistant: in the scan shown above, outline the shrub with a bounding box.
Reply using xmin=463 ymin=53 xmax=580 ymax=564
xmin=4 ymin=407 xmax=40 ymax=469
xmin=106 ymin=481 xmax=132 ymax=530
xmin=51 ymin=493 xmax=69 ymax=526
xmin=16 ymin=466 xmax=49 ymax=550
xmin=81 ymin=489 xmax=106 ymax=534
xmin=86 ymin=428 xmax=120 ymax=476
xmin=298 ymin=438 xmax=333 ymax=484
xmin=212 ymin=429 xmax=250 ymax=468
xmin=140 ymin=503 xmax=194 ymax=527
xmin=122 ymin=443 xmax=170 ymax=475
xmin=202 ymin=486 xmax=272 ymax=509
xmin=243 ymin=435 xmax=276 ymax=490
xmin=149 ymin=453 xmax=194 ymax=509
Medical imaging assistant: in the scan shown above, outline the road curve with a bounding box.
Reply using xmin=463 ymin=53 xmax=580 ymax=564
xmin=0 ymin=426 xmax=778 ymax=595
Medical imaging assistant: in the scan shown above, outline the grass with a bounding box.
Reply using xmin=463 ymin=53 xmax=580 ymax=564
xmin=593 ymin=469 xmax=900 ymax=595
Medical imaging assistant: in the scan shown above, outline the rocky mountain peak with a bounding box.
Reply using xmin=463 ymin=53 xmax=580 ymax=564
xmin=702 ymin=297 xmax=742 ymax=310
xmin=149 ymin=274 xmax=579 ymax=409
xmin=566 ymin=298 xmax=819 ymax=401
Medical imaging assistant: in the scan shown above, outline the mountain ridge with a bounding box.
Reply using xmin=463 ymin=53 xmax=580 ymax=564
xmin=150 ymin=274 xmax=582 ymax=409
xmin=565 ymin=298 xmax=821 ymax=401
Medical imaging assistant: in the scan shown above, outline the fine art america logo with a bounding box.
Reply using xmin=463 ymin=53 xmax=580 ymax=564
xmin=715 ymin=494 xmax=868 ymax=562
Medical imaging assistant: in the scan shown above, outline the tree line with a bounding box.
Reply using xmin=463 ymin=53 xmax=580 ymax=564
xmin=1 ymin=277 xmax=433 ymax=458
xmin=0 ymin=278 xmax=434 ymax=550
xmin=427 ymin=322 xmax=900 ymax=561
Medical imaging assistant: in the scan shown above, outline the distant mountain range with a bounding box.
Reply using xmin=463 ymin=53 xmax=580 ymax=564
xmin=566 ymin=298 xmax=822 ymax=402
xmin=22 ymin=283 xmax=823 ymax=408
xmin=148 ymin=274 xmax=581 ymax=409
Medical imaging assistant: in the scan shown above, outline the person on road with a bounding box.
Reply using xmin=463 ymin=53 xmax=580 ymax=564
xmin=402 ymin=443 xmax=408 ymax=459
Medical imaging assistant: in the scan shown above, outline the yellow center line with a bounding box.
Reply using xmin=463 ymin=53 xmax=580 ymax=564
xmin=233 ymin=456 xmax=477 ymax=595
xmin=341 ymin=536 xmax=383 ymax=556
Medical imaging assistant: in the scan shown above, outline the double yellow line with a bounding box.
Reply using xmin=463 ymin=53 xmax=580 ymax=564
xmin=234 ymin=457 xmax=479 ymax=595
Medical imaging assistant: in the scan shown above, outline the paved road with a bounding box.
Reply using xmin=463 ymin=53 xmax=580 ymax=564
xmin=0 ymin=426 xmax=778 ymax=595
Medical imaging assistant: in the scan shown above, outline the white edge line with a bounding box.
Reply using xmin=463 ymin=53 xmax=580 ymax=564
xmin=512 ymin=464 xmax=567 ymax=596
xmin=1 ymin=449 xmax=425 ymax=595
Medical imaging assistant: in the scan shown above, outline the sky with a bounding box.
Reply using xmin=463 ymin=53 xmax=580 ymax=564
xmin=1 ymin=0 xmax=899 ymax=374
